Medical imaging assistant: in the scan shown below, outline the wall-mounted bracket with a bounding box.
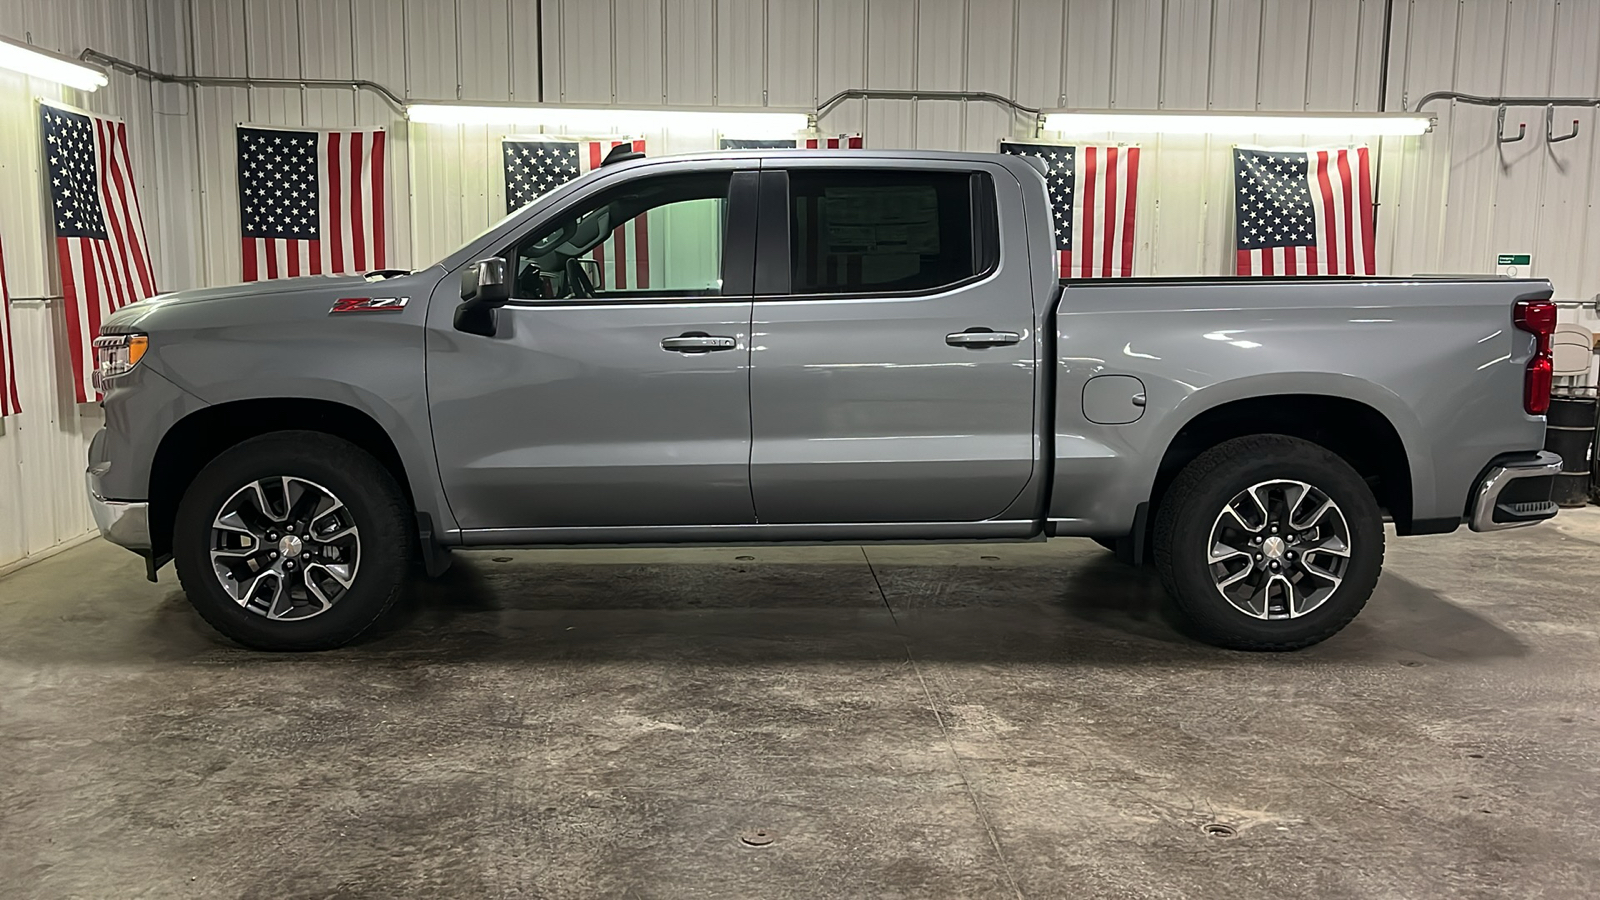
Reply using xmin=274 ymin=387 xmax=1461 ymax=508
xmin=1546 ymin=106 xmax=1580 ymax=144
xmin=1497 ymin=107 xmax=1526 ymax=144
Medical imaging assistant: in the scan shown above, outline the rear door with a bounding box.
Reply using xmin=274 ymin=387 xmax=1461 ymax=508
xmin=748 ymin=160 xmax=1037 ymax=524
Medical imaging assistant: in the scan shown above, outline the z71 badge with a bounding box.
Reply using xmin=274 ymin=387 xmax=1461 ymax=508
xmin=330 ymin=296 xmax=409 ymax=314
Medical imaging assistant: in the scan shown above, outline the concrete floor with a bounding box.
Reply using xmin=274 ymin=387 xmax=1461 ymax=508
xmin=3 ymin=513 xmax=1600 ymax=900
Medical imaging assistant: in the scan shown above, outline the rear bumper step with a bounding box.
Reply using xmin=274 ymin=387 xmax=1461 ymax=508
xmin=1469 ymin=450 xmax=1563 ymax=532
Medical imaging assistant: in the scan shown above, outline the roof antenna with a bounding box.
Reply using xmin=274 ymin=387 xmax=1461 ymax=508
xmin=602 ymin=143 xmax=645 ymax=166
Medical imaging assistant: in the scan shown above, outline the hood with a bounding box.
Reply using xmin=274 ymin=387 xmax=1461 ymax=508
xmin=108 ymin=274 xmax=378 ymax=329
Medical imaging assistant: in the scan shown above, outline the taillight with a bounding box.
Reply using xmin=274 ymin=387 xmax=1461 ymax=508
xmin=1513 ymin=299 xmax=1557 ymax=415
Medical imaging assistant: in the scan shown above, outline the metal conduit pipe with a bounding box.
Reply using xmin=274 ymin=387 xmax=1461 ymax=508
xmin=815 ymin=88 xmax=1043 ymax=127
xmin=1409 ymin=90 xmax=1600 ymax=111
xmin=79 ymin=48 xmax=408 ymax=115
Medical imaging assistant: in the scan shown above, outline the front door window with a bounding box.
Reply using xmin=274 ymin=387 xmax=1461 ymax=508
xmin=510 ymin=172 xmax=731 ymax=301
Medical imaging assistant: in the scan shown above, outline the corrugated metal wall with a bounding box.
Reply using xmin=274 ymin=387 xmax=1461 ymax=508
xmin=1 ymin=0 xmax=1598 ymax=569
xmin=1386 ymin=0 xmax=1600 ymax=308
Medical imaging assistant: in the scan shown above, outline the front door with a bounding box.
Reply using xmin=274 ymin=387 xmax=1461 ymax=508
xmin=428 ymin=168 xmax=759 ymax=531
xmin=749 ymin=164 xmax=1038 ymax=523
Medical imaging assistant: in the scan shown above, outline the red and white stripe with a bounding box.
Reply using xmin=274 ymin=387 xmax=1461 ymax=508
xmin=578 ymin=139 xmax=650 ymax=290
xmin=51 ymin=109 xmax=158 ymax=404
xmin=1063 ymin=145 xmax=1139 ymax=278
xmin=243 ymin=128 xmax=386 ymax=282
xmin=0 ymin=235 xmax=19 ymax=417
xmin=1236 ymin=146 xmax=1374 ymax=277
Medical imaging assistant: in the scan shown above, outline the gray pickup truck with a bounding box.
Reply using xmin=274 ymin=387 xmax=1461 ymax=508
xmin=86 ymin=148 xmax=1561 ymax=652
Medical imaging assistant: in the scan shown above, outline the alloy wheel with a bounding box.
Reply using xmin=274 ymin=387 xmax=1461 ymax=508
xmin=1206 ymin=479 xmax=1351 ymax=619
xmin=209 ymin=476 xmax=361 ymax=621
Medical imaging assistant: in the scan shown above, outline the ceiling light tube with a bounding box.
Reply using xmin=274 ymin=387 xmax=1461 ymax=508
xmin=1041 ymin=110 xmax=1434 ymax=137
xmin=0 ymin=35 xmax=109 ymax=92
xmin=408 ymin=103 xmax=812 ymax=135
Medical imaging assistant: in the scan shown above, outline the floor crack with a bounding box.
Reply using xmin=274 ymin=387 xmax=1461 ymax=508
xmin=860 ymin=546 xmax=1024 ymax=900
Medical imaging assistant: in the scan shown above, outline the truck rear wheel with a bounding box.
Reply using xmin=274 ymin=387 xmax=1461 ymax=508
xmin=1152 ymin=435 xmax=1384 ymax=651
xmin=173 ymin=431 xmax=410 ymax=651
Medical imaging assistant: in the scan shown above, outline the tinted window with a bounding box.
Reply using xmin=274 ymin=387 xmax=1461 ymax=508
xmin=788 ymin=170 xmax=983 ymax=295
xmin=510 ymin=172 xmax=730 ymax=300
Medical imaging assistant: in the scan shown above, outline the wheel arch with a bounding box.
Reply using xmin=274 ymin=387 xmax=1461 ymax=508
xmin=148 ymin=399 xmax=415 ymax=560
xmin=1149 ymin=391 xmax=1419 ymax=534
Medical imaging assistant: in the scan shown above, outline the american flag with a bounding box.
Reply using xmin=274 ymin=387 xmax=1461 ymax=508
xmin=504 ymin=137 xmax=650 ymax=289
xmin=0 ymin=236 xmax=19 ymax=417
xmin=237 ymin=126 xmax=387 ymax=282
xmin=1000 ymin=142 xmax=1140 ymax=278
xmin=1234 ymin=147 xmax=1374 ymax=276
xmin=40 ymin=102 xmax=158 ymax=403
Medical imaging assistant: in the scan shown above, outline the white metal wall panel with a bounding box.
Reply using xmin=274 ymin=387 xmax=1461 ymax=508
xmin=1305 ymin=0 xmax=1362 ymax=111
xmin=1351 ymin=0 xmax=1386 ymax=112
xmin=1159 ymin=0 xmax=1210 ymax=110
xmin=665 ymin=0 xmax=716 ymax=105
xmin=765 ymin=0 xmax=817 ymax=107
xmin=299 ymin=0 xmax=357 ymax=126
xmin=558 ymin=0 xmax=614 ymax=104
xmin=962 ymin=0 xmax=1015 ymax=150
xmin=1111 ymin=0 xmax=1160 ymax=109
xmin=1208 ymin=0 xmax=1261 ymax=109
xmin=246 ymin=0 xmax=306 ymax=125
xmin=351 ymin=0 xmax=413 ymax=269
xmin=404 ymin=0 xmax=459 ymax=99
xmin=913 ymin=0 xmax=966 ymax=149
xmin=1256 ymin=0 xmax=1312 ymax=111
xmin=864 ymin=0 xmax=915 ymax=147
xmin=1486 ymin=0 xmax=1558 ymax=277
xmin=1013 ymin=0 xmax=1066 ymax=109
xmin=816 ymin=0 xmax=867 ymax=138
xmin=457 ymin=0 xmax=513 ymax=102
xmin=1385 ymin=0 xmax=1457 ymax=278
xmin=716 ymin=0 xmax=766 ymax=106
xmin=614 ymin=0 xmax=666 ymax=105
xmin=1063 ymin=0 xmax=1114 ymax=108
xmin=1537 ymin=0 xmax=1600 ymax=302
xmin=510 ymin=0 xmax=543 ymax=102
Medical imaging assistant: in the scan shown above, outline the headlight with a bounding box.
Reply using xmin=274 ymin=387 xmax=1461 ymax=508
xmin=92 ymin=333 xmax=148 ymax=390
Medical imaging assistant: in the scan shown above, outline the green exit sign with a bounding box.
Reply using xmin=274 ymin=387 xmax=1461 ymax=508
xmin=1498 ymin=254 xmax=1531 ymax=265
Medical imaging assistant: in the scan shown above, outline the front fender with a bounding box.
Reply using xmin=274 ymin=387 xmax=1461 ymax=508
xmin=129 ymin=269 xmax=456 ymax=535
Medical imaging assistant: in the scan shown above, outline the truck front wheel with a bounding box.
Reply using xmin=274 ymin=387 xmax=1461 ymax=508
xmin=172 ymin=431 xmax=411 ymax=651
xmin=1152 ymin=435 xmax=1384 ymax=651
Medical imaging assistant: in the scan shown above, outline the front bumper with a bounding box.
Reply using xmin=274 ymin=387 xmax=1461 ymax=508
xmin=1469 ymin=450 xmax=1563 ymax=532
xmin=87 ymin=466 xmax=151 ymax=551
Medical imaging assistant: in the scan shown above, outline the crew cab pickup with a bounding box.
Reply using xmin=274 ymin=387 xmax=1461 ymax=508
xmin=86 ymin=148 xmax=1562 ymax=651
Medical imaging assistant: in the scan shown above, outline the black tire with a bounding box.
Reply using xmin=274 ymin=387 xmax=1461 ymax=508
xmin=1152 ymin=434 xmax=1384 ymax=651
xmin=174 ymin=431 xmax=411 ymax=651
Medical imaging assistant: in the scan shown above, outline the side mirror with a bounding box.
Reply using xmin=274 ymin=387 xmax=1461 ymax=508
xmin=460 ymin=257 xmax=511 ymax=307
xmin=455 ymin=258 xmax=511 ymax=337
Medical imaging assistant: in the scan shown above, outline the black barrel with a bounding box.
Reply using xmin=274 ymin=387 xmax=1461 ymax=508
xmin=1547 ymin=393 xmax=1595 ymax=507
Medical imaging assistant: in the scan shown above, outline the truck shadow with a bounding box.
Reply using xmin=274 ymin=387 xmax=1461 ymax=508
xmin=0 ymin=541 xmax=1528 ymax=667
xmin=348 ymin=549 xmax=1529 ymax=668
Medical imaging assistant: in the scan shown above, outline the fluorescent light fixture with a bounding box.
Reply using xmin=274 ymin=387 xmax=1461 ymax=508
xmin=1042 ymin=110 xmax=1433 ymax=137
xmin=0 ymin=35 xmax=108 ymax=92
xmin=408 ymin=103 xmax=810 ymax=135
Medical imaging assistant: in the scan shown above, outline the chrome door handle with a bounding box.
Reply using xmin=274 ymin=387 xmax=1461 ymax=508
xmin=661 ymin=334 xmax=737 ymax=353
xmin=946 ymin=329 xmax=1023 ymax=348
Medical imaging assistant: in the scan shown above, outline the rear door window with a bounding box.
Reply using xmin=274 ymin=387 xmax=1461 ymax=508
xmin=787 ymin=170 xmax=990 ymax=295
